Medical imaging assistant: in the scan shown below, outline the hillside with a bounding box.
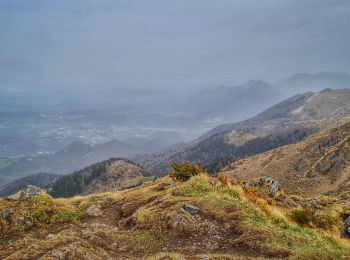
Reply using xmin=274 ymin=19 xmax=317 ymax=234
xmin=0 ymin=173 xmax=59 ymax=198
xmin=139 ymin=89 xmax=350 ymax=176
xmin=223 ymin=118 xmax=350 ymax=197
xmin=49 ymin=158 xmax=150 ymax=198
xmin=1 ymin=171 xmax=350 ymax=259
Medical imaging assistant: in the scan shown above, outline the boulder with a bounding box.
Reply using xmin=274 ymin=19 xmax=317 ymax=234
xmin=0 ymin=209 xmax=13 ymax=219
xmin=85 ymin=204 xmax=103 ymax=217
xmin=47 ymin=249 xmax=65 ymax=260
xmin=16 ymin=216 xmax=33 ymax=229
xmin=183 ymin=204 xmax=199 ymax=214
xmin=7 ymin=185 xmax=43 ymax=201
xmin=268 ymin=180 xmax=279 ymax=197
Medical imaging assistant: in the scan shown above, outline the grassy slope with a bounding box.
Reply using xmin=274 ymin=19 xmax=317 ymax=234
xmin=1 ymin=174 xmax=350 ymax=259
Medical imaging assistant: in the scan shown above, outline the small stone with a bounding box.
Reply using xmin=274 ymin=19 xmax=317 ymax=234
xmin=86 ymin=204 xmax=103 ymax=217
xmin=171 ymin=188 xmax=182 ymax=196
xmin=183 ymin=204 xmax=200 ymax=214
xmin=49 ymin=249 xmax=65 ymax=260
xmin=0 ymin=209 xmax=13 ymax=219
xmin=16 ymin=216 xmax=33 ymax=229
xmin=46 ymin=234 xmax=55 ymax=239
xmin=199 ymin=255 xmax=209 ymax=260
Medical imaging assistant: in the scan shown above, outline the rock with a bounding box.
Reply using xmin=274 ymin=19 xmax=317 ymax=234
xmin=0 ymin=209 xmax=13 ymax=219
xmin=268 ymin=180 xmax=279 ymax=197
xmin=341 ymin=227 xmax=347 ymax=238
xmin=119 ymin=216 xmax=136 ymax=229
xmin=86 ymin=204 xmax=103 ymax=217
xmin=16 ymin=216 xmax=33 ymax=229
xmin=183 ymin=204 xmax=199 ymax=214
xmin=199 ymin=256 xmax=210 ymax=260
xmin=168 ymin=215 xmax=191 ymax=232
xmin=46 ymin=234 xmax=55 ymax=239
xmin=345 ymin=216 xmax=350 ymax=226
xmin=48 ymin=249 xmax=66 ymax=260
xmin=171 ymin=188 xmax=183 ymax=196
xmin=7 ymin=185 xmax=43 ymax=201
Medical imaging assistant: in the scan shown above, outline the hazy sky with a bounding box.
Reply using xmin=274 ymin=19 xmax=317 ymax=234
xmin=1 ymin=0 xmax=350 ymax=93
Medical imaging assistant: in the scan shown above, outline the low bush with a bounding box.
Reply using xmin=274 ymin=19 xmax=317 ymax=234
xmin=168 ymin=161 xmax=204 ymax=182
xmin=289 ymin=208 xmax=314 ymax=226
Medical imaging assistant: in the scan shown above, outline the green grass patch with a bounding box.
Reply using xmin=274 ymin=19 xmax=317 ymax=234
xmin=140 ymin=176 xmax=155 ymax=184
xmin=112 ymin=230 xmax=166 ymax=252
xmin=180 ymin=175 xmax=212 ymax=197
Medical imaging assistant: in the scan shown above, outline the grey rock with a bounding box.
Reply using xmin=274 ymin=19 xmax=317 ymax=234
xmin=183 ymin=204 xmax=200 ymax=214
xmin=345 ymin=216 xmax=350 ymax=226
xmin=0 ymin=209 xmax=13 ymax=219
xmin=49 ymin=249 xmax=65 ymax=260
xmin=168 ymin=215 xmax=190 ymax=231
xmin=341 ymin=227 xmax=347 ymax=238
xmin=199 ymin=256 xmax=210 ymax=260
xmin=16 ymin=216 xmax=33 ymax=229
xmin=7 ymin=185 xmax=43 ymax=201
xmin=268 ymin=180 xmax=279 ymax=196
xmin=86 ymin=204 xmax=103 ymax=217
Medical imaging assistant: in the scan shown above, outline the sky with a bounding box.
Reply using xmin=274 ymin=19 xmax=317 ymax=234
xmin=1 ymin=0 xmax=350 ymax=94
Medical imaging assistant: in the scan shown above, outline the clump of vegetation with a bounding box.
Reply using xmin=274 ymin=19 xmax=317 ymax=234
xmin=0 ymin=193 xmax=80 ymax=238
xmin=289 ymin=207 xmax=340 ymax=230
xmin=112 ymin=230 xmax=166 ymax=253
xmin=168 ymin=161 xmax=204 ymax=181
xmin=289 ymin=208 xmax=314 ymax=226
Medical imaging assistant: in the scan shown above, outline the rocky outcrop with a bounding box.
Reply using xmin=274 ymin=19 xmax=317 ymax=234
xmin=243 ymin=177 xmax=279 ymax=197
xmin=6 ymin=185 xmax=43 ymax=201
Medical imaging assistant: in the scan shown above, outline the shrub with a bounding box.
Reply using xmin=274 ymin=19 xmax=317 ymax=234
xmin=168 ymin=161 xmax=204 ymax=182
xmin=289 ymin=208 xmax=314 ymax=226
xmin=313 ymin=211 xmax=340 ymax=230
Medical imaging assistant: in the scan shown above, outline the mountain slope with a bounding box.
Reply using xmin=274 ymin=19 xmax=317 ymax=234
xmin=223 ymin=118 xmax=350 ymax=197
xmin=49 ymin=158 xmax=149 ymax=198
xmin=1 ymin=173 xmax=350 ymax=259
xmin=139 ymin=89 xmax=350 ymax=176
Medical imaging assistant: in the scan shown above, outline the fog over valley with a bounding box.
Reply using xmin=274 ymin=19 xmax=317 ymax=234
xmin=1 ymin=0 xmax=350 ymax=184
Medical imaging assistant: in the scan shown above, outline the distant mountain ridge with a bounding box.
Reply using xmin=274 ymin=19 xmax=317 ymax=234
xmin=183 ymin=80 xmax=285 ymax=122
xmin=137 ymin=88 xmax=350 ymax=176
xmin=278 ymin=71 xmax=350 ymax=96
xmin=0 ymin=132 xmax=183 ymax=187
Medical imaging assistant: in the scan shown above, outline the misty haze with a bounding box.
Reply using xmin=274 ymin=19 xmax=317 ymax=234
xmin=1 ymin=1 xmax=350 ymax=259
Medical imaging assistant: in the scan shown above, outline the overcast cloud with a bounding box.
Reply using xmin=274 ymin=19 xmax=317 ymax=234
xmin=1 ymin=0 xmax=350 ymax=93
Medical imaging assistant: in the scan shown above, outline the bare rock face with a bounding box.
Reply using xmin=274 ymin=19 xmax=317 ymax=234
xmin=6 ymin=185 xmax=43 ymax=201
